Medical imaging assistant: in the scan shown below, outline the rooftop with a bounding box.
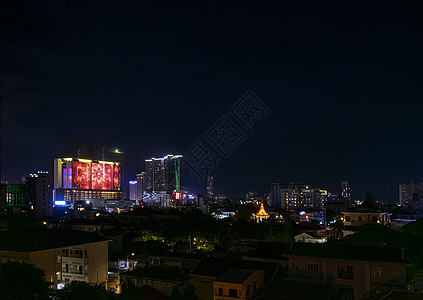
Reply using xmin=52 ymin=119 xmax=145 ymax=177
xmin=122 ymin=266 xmax=189 ymax=282
xmin=287 ymin=243 xmax=409 ymax=264
xmin=190 ymin=257 xmax=279 ymax=283
xmin=216 ymin=269 xmax=255 ymax=284
xmin=0 ymin=229 xmax=110 ymax=252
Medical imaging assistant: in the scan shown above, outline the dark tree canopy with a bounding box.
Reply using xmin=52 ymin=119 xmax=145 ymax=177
xmin=0 ymin=261 xmax=51 ymax=300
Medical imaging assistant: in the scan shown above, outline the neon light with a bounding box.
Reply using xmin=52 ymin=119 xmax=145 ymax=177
xmin=91 ymin=162 xmax=112 ymax=190
xmin=78 ymin=159 xmax=92 ymax=163
xmin=175 ymin=158 xmax=180 ymax=191
xmin=63 ymin=169 xmax=67 ymax=188
xmin=72 ymin=161 xmax=91 ymax=189
xmin=55 ymin=200 xmax=66 ymax=206
xmin=113 ymin=165 xmax=120 ymax=190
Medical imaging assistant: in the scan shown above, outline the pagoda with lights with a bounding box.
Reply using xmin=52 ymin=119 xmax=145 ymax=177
xmin=254 ymin=201 xmax=269 ymax=223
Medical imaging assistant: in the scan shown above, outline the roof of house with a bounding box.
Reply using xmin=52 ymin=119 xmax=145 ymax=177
xmin=242 ymin=241 xmax=290 ymax=259
xmin=295 ymin=232 xmax=320 ymax=239
xmin=0 ymin=229 xmax=110 ymax=252
xmin=122 ymin=266 xmax=189 ymax=282
xmin=190 ymin=257 xmax=279 ymax=283
xmin=215 ymin=269 xmax=255 ymax=284
xmin=287 ymin=243 xmax=409 ymax=264
xmin=97 ymin=228 xmax=124 ymax=237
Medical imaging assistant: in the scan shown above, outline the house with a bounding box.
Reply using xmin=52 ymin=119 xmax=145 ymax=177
xmin=214 ymin=269 xmax=265 ymax=300
xmin=285 ymin=243 xmax=410 ymax=300
xmin=342 ymin=211 xmax=391 ymax=227
xmin=294 ymin=232 xmax=326 ymax=243
xmin=0 ymin=229 xmax=110 ymax=289
xmin=119 ymin=266 xmax=189 ymax=297
xmin=190 ymin=257 xmax=280 ymax=300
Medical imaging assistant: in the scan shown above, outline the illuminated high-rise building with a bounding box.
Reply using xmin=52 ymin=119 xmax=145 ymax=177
xmin=5 ymin=183 xmax=28 ymax=211
xmin=340 ymin=181 xmax=351 ymax=206
xmin=145 ymin=157 xmax=164 ymax=192
xmin=270 ymin=182 xmax=326 ymax=211
xmin=53 ymin=158 xmax=122 ymax=206
xmin=136 ymin=172 xmax=146 ymax=202
xmin=129 ymin=180 xmax=137 ymax=201
xmin=145 ymin=155 xmax=182 ymax=192
xmin=26 ymin=172 xmax=53 ymax=218
xmin=399 ymin=181 xmax=423 ymax=206
xmin=206 ymin=176 xmax=214 ymax=199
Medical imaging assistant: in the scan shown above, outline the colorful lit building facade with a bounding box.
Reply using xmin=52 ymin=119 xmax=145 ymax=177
xmin=53 ymin=158 xmax=122 ymax=206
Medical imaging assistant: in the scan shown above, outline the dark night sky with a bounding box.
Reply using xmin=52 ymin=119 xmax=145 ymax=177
xmin=1 ymin=0 xmax=423 ymax=202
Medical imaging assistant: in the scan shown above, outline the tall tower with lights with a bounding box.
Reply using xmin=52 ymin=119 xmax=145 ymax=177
xmin=206 ymin=176 xmax=214 ymax=199
xmin=340 ymin=181 xmax=351 ymax=206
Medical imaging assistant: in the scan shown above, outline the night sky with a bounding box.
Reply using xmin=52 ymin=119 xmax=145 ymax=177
xmin=1 ymin=0 xmax=423 ymax=203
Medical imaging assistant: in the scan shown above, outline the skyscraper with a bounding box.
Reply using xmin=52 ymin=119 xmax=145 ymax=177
xmin=399 ymin=182 xmax=423 ymax=206
xmin=136 ymin=172 xmax=146 ymax=202
xmin=145 ymin=155 xmax=182 ymax=192
xmin=270 ymin=183 xmax=282 ymax=208
xmin=129 ymin=180 xmax=137 ymax=201
xmin=206 ymin=176 xmax=214 ymax=199
xmin=340 ymin=181 xmax=351 ymax=206
xmin=26 ymin=171 xmax=53 ymax=218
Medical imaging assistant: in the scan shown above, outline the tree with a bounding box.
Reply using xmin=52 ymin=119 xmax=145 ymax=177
xmin=119 ymin=282 xmax=143 ymax=300
xmin=171 ymin=286 xmax=182 ymax=300
xmin=0 ymin=261 xmax=52 ymax=300
xmin=344 ymin=224 xmax=398 ymax=247
xmin=56 ymin=281 xmax=109 ymax=300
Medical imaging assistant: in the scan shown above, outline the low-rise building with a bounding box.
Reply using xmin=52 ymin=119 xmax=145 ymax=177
xmin=190 ymin=257 xmax=280 ymax=300
xmin=0 ymin=229 xmax=109 ymax=289
xmin=285 ymin=243 xmax=410 ymax=300
xmin=294 ymin=232 xmax=326 ymax=243
xmin=119 ymin=267 xmax=189 ymax=297
xmin=342 ymin=211 xmax=391 ymax=226
xmin=214 ymin=269 xmax=265 ymax=300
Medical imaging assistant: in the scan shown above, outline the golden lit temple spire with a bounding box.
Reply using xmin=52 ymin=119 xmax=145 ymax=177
xmin=254 ymin=198 xmax=269 ymax=223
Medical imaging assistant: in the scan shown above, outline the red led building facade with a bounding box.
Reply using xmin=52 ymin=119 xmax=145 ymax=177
xmin=60 ymin=160 xmax=120 ymax=191
xmin=91 ymin=162 xmax=112 ymax=190
xmin=113 ymin=164 xmax=120 ymax=190
xmin=53 ymin=158 xmax=122 ymax=204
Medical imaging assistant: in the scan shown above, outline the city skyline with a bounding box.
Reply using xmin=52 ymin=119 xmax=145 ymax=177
xmin=1 ymin=1 xmax=423 ymax=203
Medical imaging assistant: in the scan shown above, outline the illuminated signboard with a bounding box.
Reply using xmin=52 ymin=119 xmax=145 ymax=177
xmin=62 ymin=168 xmax=72 ymax=188
xmin=63 ymin=169 xmax=67 ymax=188
xmin=113 ymin=165 xmax=120 ymax=190
xmin=63 ymin=159 xmax=120 ymax=191
xmin=72 ymin=161 xmax=91 ymax=189
xmin=91 ymin=162 xmax=112 ymax=190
